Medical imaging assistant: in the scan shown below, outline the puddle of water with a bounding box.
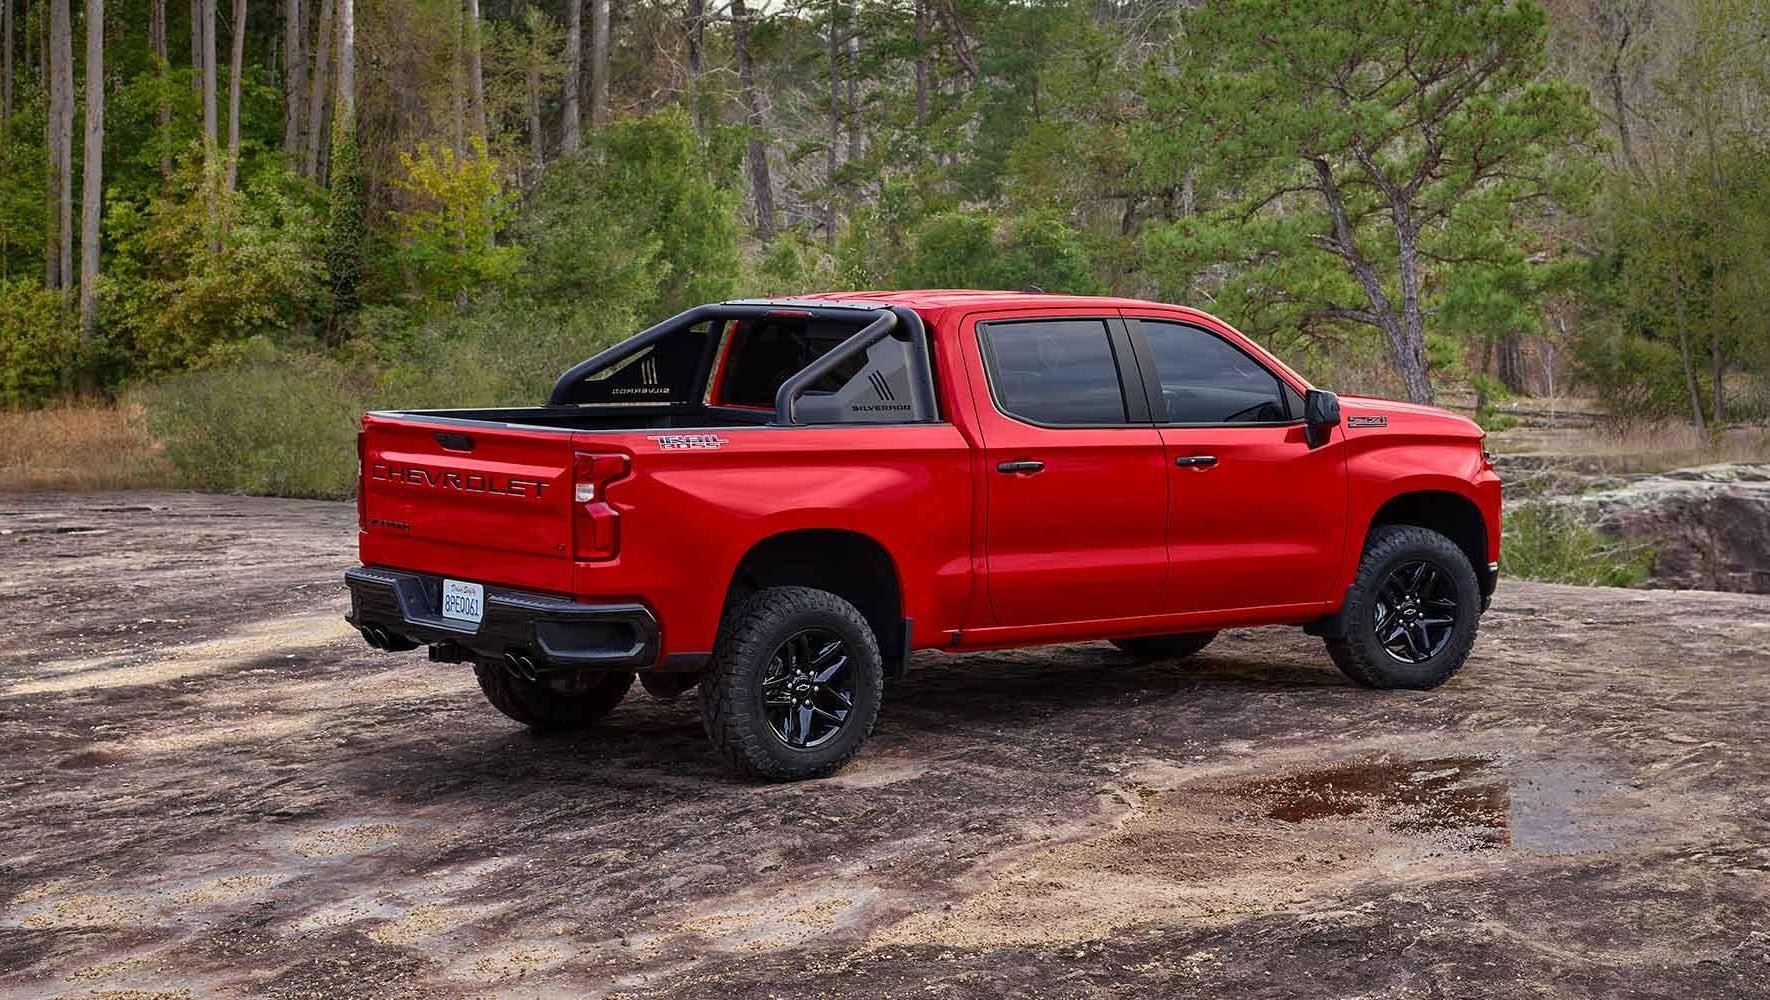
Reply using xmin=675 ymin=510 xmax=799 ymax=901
xmin=1235 ymin=754 xmax=1511 ymax=850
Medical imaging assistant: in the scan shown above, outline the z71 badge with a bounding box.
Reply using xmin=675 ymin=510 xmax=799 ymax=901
xmin=651 ymin=434 xmax=729 ymax=450
xmin=1346 ymin=415 xmax=1388 ymax=428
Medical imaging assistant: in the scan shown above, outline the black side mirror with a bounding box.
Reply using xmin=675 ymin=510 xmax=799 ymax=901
xmin=1303 ymin=389 xmax=1340 ymax=448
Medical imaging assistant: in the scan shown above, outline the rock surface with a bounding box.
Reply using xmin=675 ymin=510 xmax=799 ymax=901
xmin=1569 ymin=464 xmax=1770 ymax=593
xmin=3 ymin=492 xmax=1770 ymax=998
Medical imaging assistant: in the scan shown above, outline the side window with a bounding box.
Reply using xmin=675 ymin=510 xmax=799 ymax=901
xmin=1139 ymin=320 xmax=1292 ymax=424
xmin=980 ymin=319 xmax=1129 ymax=426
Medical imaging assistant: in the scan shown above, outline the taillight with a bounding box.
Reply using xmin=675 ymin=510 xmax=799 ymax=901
xmin=573 ymin=452 xmax=630 ymax=560
xmin=356 ymin=429 xmax=367 ymax=530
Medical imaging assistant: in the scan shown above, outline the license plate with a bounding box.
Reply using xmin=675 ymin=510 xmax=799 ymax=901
xmin=441 ymin=579 xmax=484 ymax=625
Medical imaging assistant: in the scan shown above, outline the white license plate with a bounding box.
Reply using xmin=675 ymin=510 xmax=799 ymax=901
xmin=441 ymin=579 xmax=484 ymax=625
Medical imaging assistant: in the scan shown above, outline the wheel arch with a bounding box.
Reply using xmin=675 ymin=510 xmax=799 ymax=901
xmin=723 ymin=528 xmax=908 ymax=674
xmin=1362 ymin=489 xmax=1494 ymax=598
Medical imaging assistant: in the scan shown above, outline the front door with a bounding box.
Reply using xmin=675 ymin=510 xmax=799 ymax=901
xmin=1127 ymin=316 xmax=1347 ymax=614
xmin=970 ymin=314 xmax=1170 ymax=626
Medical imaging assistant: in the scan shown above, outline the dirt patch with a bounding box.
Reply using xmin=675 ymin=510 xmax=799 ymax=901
xmin=2 ymin=492 xmax=1769 ymax=998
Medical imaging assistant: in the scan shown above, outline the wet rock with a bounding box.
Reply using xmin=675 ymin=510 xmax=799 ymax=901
xmin=1566 ymin=464 xmax=1770 ymax=594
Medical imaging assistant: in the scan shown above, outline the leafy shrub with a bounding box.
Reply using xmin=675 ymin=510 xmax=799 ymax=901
xmin=896 ymin=210 xmax=1102 ymax=293
xmin=105 ymin=158 xmax=329 ymax=373
xmin=387 ymin=137 xmax=521 ymax=312
xmin=135 ymin=338 xmax=369 ymax=498
xmin=1501 ymin=501 xmax=1651 ymax=588
xmin=0 ymin=280 xmax=76 ymax=408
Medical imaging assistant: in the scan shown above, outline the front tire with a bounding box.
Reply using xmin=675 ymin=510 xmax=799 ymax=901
xmin=1110 ymin=632 xmax=1219 ymax=660
xmin=700 ymin=586 xmax=883 ymax=781
xmin=473 ymin=661 xmax=633 ymax=731
xmin=1325 ymin=525 xmax=1480 ymax=690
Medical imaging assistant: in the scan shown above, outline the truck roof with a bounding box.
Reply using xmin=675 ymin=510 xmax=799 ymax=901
xmin=787 ymin=289 xmax=1200 ymax=315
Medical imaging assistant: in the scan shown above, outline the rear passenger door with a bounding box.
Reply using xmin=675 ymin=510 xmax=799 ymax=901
xmin=1125 ymin=316 xmax=1346 ymax=614
xmin=968 ymin=313 xmax=1170 ymax=626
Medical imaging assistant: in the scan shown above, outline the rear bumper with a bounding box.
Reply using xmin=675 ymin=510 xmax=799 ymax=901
xmin=344 ymin=566 xmax=659 ymax=670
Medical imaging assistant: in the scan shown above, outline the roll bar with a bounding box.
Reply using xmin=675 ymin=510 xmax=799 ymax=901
xmin=547 ymin=301 xmax=938 ymax=424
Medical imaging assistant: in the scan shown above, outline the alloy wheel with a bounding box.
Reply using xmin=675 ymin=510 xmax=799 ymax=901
xmin=760 ymin=627 xmax=854 ymax=749
xmin=1372 ymin=559 xmax=1460 ymax=664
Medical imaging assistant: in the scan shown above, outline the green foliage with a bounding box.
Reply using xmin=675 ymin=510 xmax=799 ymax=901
xmin=520 ymin=112 xmax=740 ymax=319
xmin=384 ymin=137 xmax=517 ymax=313
xmin=326 ymin=117 xmax=369 ymax=333
xmin=135 ymin=338 xmax=369 ymax=498
xmin=0 ymin=281 xmax=76 ymax=408
xmin=1124 ymin=0 xmax=1595 ymax=397
xmin=1502 ymin=501 xmax=1651 ymax=588
xmin=896 ymin=210 xmax=1101 ymax=293
xmin=104 ymin=157 xmax=329 ymax=372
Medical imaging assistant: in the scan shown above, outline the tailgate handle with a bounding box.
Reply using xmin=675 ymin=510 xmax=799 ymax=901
xmin=433 ymin=432 xmax=475 ymax=452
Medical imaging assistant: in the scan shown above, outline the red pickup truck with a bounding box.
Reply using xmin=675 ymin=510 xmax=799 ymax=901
xmin=347 ymin=291 xmax=1500 ymax=780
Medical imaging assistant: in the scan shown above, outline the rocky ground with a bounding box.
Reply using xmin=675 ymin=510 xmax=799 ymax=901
xmin=2 ymin=492 xmax=1769 ymax=999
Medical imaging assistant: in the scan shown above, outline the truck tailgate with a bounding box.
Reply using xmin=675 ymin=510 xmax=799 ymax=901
xmin=359 ymin=415 xmax=577 ymax=592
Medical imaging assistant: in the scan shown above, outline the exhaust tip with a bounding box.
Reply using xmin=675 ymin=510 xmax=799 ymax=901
xmin=504 ymin=652 xmax=540 ymax=683
xmin=360 ymin=626 xmax=386 ymax=650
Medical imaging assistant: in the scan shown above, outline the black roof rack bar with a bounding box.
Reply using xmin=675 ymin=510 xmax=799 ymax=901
xmin=546 ymin=301 xmax=890 ymax=406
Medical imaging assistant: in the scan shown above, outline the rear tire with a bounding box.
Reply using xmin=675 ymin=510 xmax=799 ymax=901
xmin=700 ymin=586 xmax=883 ymax=781
xmin=473 ymin=661 xmax=633 ymax=731
xmin=1110 ymin=631 xmax=1218 ymax=660
xmin=1325 ymin=525 xmax=1480 ymax=690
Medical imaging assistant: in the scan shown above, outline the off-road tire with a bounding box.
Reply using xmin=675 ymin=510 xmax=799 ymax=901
xmin=473 ymin=661 xmax=633 ymax=731
xmin=1110 ymin=632 xmax=1219 ymax=660
xmin=1326 ymin=525 xmax=1480 ymax=690
xmin=700 ymin=586 xmax=883 ymax=781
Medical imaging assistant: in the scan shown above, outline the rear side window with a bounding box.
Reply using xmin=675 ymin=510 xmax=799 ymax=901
xmin=1138 ymin=320 xmax=1292 ymax=424
xmin=716 ymin=316 xmax=919 ymax=423
xmin=980 ymin=319 xmax=1128 ymax=425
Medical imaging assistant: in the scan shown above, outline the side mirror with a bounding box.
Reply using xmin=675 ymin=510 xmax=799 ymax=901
xmin=1303 ymin=389 xmax=1340 ymax=448
xmin=1303 ymin=388 xmax=1341 ymax=426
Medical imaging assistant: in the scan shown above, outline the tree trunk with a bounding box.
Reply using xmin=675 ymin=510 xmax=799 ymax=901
xmin=1668 ymin=254 xmax=1707 ymax=435
xmin=527 ymin=43 xmax=541 ymax=169
xmin=1389 ymin=205 xmax=1433 ymax=405
xmin=335 ymin=0 xmax=351 ymax=121
xmin=913 ymin=0 xmax=925 ymax=128
xmin=825 ymin=0 xmax=838 ymax=244
xmin=224 ymin=0 xmax=244 ymax=192
xmin=282 ymin=0 xmax=304 ymax=157
xmin=200 ymin=0 xmax=215 ymax=150
xmin=560 ymin=0 xmax=580 ymax=152
xmin=845 ymin=21 xmax=859 ymax=163
xmin=77 ymin=0 xmax=99 ymax=370
xmin=3 ymin=0 xmax=13 ymax=136
xmin=728 ymin=0 xmax=773 ymax=242
xmin=151 ymin=0 xmax=169 ymax=177
xmin=465 ymin=0 xmax=485 ymax=140
xmin=189 ymin=0 xmax=200 ymax=91
xmin=1495 ymin=331 xmax=1526 ymax=394
xmin=449 ymin=0 xmax=463 ymax=155
xmin=302 ymin=0 xmax=332 ymax=175
xmin=47 ymin=0 xmax=71 ymax=290
xmin=588 ymin=0 xmax=608 ymax=126
xmin=684 ymin=0 xmax=703 ymax=133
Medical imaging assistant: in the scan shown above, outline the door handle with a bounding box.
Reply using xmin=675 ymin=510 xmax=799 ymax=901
xmin=1173 ymin=455 xmax=1218 ymax=468
xmin=996 ymin=460 xmax=1045 ymax=475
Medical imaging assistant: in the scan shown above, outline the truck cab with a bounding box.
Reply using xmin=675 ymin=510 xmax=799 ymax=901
xmin=347 ymin=292 xmax=1501 ymax=780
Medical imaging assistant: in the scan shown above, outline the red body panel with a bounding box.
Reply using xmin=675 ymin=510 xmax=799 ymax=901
xmin=357 ymin=291 xmax=1501 ymax=665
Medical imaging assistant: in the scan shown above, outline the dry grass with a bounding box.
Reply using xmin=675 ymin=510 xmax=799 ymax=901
xmin=1489 ymin=419 xmax=1770 ymax=474
xmin=0 ymin=402 xmax=175 ymax=492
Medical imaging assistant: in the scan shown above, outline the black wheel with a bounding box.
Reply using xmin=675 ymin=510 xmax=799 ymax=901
xmin=1326 ymin=525 xmax=1480 ymax=690
xmin=473 ymin=661 xmax=633 ymax=731
xmin=700 ymin=586 xmax=883 ymax=781
xmin=1110 ymin=632 xmax=1218 ymax=660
